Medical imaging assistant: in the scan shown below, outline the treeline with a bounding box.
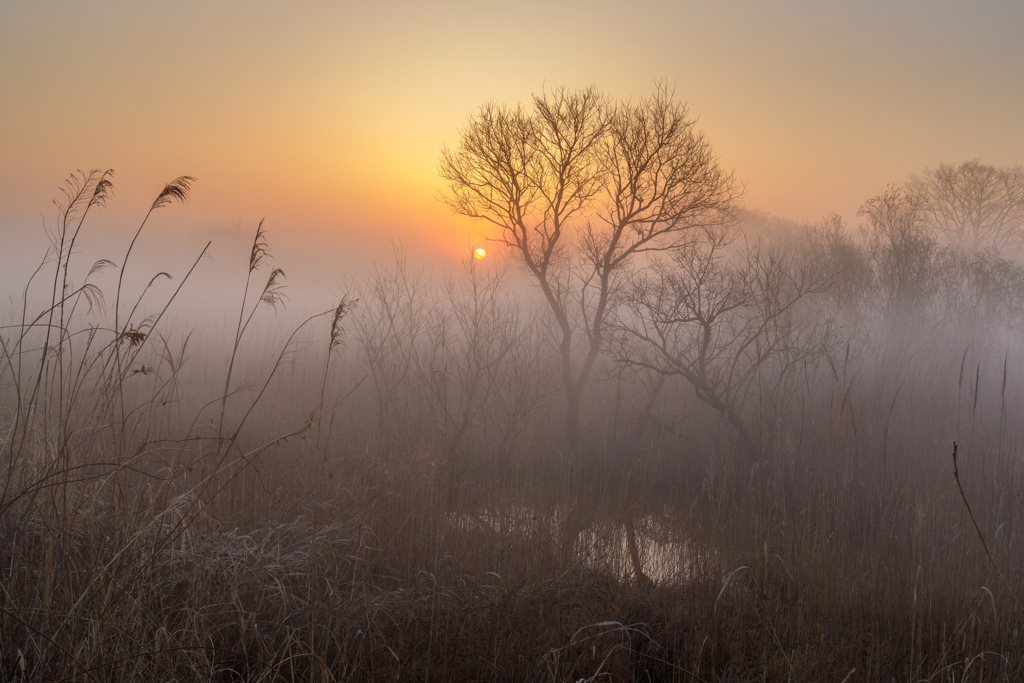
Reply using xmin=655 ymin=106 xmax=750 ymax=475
xmin=333 ymin=167 xmax=1024 ymax=486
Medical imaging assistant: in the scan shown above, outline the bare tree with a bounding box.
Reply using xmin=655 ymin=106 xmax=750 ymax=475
xmin=353 ymin=250 xmax=434 ymax=452
xmin=858 ymin=186 xmax=936 ymax=326
xmin=808 ymin=212 xmax=873 ymax=322
xmin=932 ymin=247 xmax=1024 ymax=340
xmin=616 ymin=227 xmax=833 ymax=461
xmin=416 ymin=258 xmax=520 ymax=457
xmin=908 ymin=160 xmax=1024 ymax=254
xmin=440 ymin=85 xmax=737 ymax=446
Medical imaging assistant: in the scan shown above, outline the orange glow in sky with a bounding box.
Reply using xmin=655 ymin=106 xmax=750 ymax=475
xmin=2 ymin=1 xmax=1022 ymax=271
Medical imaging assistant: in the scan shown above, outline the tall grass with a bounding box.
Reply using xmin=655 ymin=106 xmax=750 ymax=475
xmin=1 ymin=172 xmax=1023 ymax=681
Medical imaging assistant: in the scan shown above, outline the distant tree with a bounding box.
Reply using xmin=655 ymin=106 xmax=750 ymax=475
xmin=908 ymin=160 xmax=1024 ymax=254
xmin=933 ymin=247 xmax=1024 ymax=338
xmin=809 ymin=212 xmax=873 ymax=322
xmin=615 ymin=226 xmax=833 ymax=461
xmin=417 ymin=258 xmax=521 ymax=457
xmin=439 ymin=85 xmax=737 ymax=447
xmin=858 ymin=186 xmax=937 ymax=325
xmin=354 ymin=250 xmax=434 ymax=451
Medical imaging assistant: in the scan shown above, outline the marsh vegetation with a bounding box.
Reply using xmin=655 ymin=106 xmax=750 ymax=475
xmin=3 ymin=111 xmax=1024 ymax=680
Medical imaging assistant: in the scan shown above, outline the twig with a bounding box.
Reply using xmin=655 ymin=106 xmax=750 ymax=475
xmin=951 ymin=441 xmax=1024 ymax=612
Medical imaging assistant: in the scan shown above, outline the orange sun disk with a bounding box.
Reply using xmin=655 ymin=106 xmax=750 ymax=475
xmin=474 ymin=248 xmax=486 ymax=259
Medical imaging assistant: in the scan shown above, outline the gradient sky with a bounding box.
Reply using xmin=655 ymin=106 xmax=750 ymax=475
xmin=2 ymin=0 xmax=1023 ymax=279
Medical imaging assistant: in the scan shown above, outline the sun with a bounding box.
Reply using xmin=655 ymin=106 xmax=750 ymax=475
xmin=473 ymin=248 xmax=486 ymax=260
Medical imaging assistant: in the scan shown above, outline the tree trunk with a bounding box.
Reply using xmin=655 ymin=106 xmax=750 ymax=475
xmin=565 ymin=385 xmax=582 ymax=449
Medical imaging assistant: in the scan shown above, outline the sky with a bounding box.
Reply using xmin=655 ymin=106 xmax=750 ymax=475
xmin=2 ymin=0 xmax=1023 ymax=296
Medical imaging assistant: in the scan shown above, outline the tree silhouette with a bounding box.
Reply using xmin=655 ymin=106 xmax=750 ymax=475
xmin=440 ymin=85 xmax=737 ymax=447
xmin=908 ymin=161 xmax=1024 ymax=254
